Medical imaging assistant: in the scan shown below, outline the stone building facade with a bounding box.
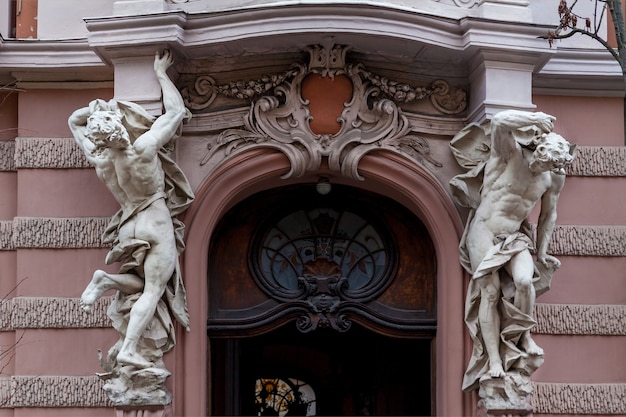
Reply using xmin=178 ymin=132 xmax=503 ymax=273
xmin=0 ymin=0 xmax=625 ymax=416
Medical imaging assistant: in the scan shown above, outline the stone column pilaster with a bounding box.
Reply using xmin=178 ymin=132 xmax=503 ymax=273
xmin=468 ymin=51 xmax=536 ymax=123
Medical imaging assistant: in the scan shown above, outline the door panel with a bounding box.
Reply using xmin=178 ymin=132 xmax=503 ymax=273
xmin=212 ymin=325 xmax=432 ymax=416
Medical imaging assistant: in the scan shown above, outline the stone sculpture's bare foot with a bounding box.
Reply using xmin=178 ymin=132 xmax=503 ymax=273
xmin=117 ymin=351 xmax=155 ymax=369
xmin=80 ymin=270 xmax=113 ymax=313
xmin=521 ymin=334 xmax=544 ymax=356
xmin=488 ymin=361 xmax=506 ymax=378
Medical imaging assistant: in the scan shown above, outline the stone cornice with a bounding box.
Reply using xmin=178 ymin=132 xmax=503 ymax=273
xmin=535 ymin=47 xmax=624 ymax=96
xmin=0 ymin=37 xmax=110 ymax=83
xmin=84 ymin=6 xmax=552 ymax=68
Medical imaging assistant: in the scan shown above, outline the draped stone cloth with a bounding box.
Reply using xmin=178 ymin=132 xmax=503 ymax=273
xmin=91 ymin=99 xmax=194 ymax=361
xmin=449 ymin=121 xmax=551 ymax=392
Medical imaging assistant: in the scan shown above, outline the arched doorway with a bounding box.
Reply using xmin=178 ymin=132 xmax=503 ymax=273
xmin=208 ymin=184 xmax=436 ymax=415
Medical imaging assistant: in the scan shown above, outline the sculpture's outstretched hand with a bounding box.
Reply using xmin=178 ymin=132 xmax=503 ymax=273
xmin=538 ymin=253 xmax=561 ymax=271
xmin=154 ymin=49 xmax=175 ymax=75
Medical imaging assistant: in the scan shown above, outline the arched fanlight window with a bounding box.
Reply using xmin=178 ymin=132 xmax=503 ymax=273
xmin=249 ymin=205 xmax=397 ymax=332
xmin=255 ymin=378 xmax=316 ymax=416
xmin=252 ymin=207 xmax=396 ymax=304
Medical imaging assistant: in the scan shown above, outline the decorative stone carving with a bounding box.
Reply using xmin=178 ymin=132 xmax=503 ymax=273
xmin=68 ymin=50 xmax=194 ymax=406
xmin=449 ymin=110 xmax=576 ymax=415
xmin=183 ymin=44 xmax=468 ymax=180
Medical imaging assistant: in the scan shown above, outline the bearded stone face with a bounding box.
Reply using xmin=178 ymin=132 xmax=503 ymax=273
xmin=530 ymin=133 xmax=575 ymax=173
xmin=85 ymin=111 xmax=130 ymax=149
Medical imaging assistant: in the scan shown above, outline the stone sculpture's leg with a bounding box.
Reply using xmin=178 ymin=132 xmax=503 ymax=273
xmin=505 ymin=250 xmax=543 ymax=356
xmin=477 ymin=272 xmax=505 ymax=378
xmin=80 ymin=270 xmax=144 ymax=312
xmin=116 ymin=214 xmax=178 ymax=369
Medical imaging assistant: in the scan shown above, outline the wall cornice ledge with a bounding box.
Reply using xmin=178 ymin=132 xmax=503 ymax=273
xmin=84 ymin=5 xmax=552 ymax=66
xmin=0 ymin=38 xmax=111 ymax=83
xmin=535 ymin=47 xmax=624 ymax=96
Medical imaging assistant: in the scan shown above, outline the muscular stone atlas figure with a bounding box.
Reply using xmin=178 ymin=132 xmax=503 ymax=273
xmin=450 ymin=109 xmax=575 ymax=392
xmin=69 ymin=50 xmax=193 ymax=376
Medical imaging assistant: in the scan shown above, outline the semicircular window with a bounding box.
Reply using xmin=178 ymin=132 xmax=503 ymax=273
xmin=252 ymin=207 xmax=396 ymax=303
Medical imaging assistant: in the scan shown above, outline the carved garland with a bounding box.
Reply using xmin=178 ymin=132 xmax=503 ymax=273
xmin=182 ymin=44 xmax=468 ymax=180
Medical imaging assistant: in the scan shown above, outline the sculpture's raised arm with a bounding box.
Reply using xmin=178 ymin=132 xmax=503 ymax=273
xmin=134 ymin=50 xmax=187 ymax=155
xmin=68 ymin=106 xmax=96 ymax=158
xmin=490 ymin=109 xmax=555 ymax=159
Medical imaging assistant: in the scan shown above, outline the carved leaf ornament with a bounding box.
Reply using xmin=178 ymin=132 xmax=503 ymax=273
xmin=186 ymin=45 xmax=466 ymax=180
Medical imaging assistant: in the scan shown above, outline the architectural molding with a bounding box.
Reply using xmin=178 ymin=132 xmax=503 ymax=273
xmin=11 ymin=217 xmax=109 ymax=249
xmin=0 ymin=38 xmax=110 ymax=84
xmin=14 ymin=137 xmax=91 ymax=169
xmin=534 ymin=303 xmax=626 ymax=335
xmin=533 ymin=383 xmax=626 ymax=415
xmin=0 ymin=375 xmax=110 ymax=408
xmin=0 ymin=297 xmax=111 ymax=331
xmin=0 ymin=141 xmax=15 ymax=171
xmin=535 ymin=47 xmax=623 ymax=97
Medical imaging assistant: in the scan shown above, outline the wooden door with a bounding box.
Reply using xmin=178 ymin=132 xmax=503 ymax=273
xmin=208 ymin=184 xmax=436 ymax=415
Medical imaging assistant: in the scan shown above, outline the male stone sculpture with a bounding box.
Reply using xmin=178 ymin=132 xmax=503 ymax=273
xmin=449 ymin=110 xmax=575 ymax=406
xmin=68 ymin=50 xmax=194 ymax=404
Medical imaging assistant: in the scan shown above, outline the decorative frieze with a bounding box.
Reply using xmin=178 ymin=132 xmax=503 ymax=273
xmin=0 ymin=141 xmax=15 ymax=171
xmin=0 ymin=297 xmax=111 ymax=330
xmin=535 ymin=303 xmax=626 ymax=335
xmin=566 ymin=146 xmax=626 ymax=177
xmin=0 ymin=375 xmax=110 ymax=408
xmin=11 ymin=217 xmax=109 ymax=249
xmin=533 ymin=383 xmax=626 ymax=415
xmin=14 ymin=137 xmax=91 ymax=169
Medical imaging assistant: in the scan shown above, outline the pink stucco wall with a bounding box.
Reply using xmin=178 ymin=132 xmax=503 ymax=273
xmin=0 ymin=49 xmax=623 ymax=415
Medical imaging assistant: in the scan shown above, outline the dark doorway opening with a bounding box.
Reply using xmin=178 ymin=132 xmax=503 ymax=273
xmin=211 ymin=324 xmax=433 ymax=416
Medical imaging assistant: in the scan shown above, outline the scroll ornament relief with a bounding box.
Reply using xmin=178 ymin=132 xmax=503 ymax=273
xmin=182 ymin=44 xmax=468 ymax=180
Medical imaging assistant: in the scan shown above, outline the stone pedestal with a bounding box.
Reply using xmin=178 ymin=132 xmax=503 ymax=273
xmin=115 ymin=404 xmax=173 ymax=417
xmin=100 ymin=366 xmax=172 ymax=407
xmin=475 ymin=371 xmax=534 ymax=417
